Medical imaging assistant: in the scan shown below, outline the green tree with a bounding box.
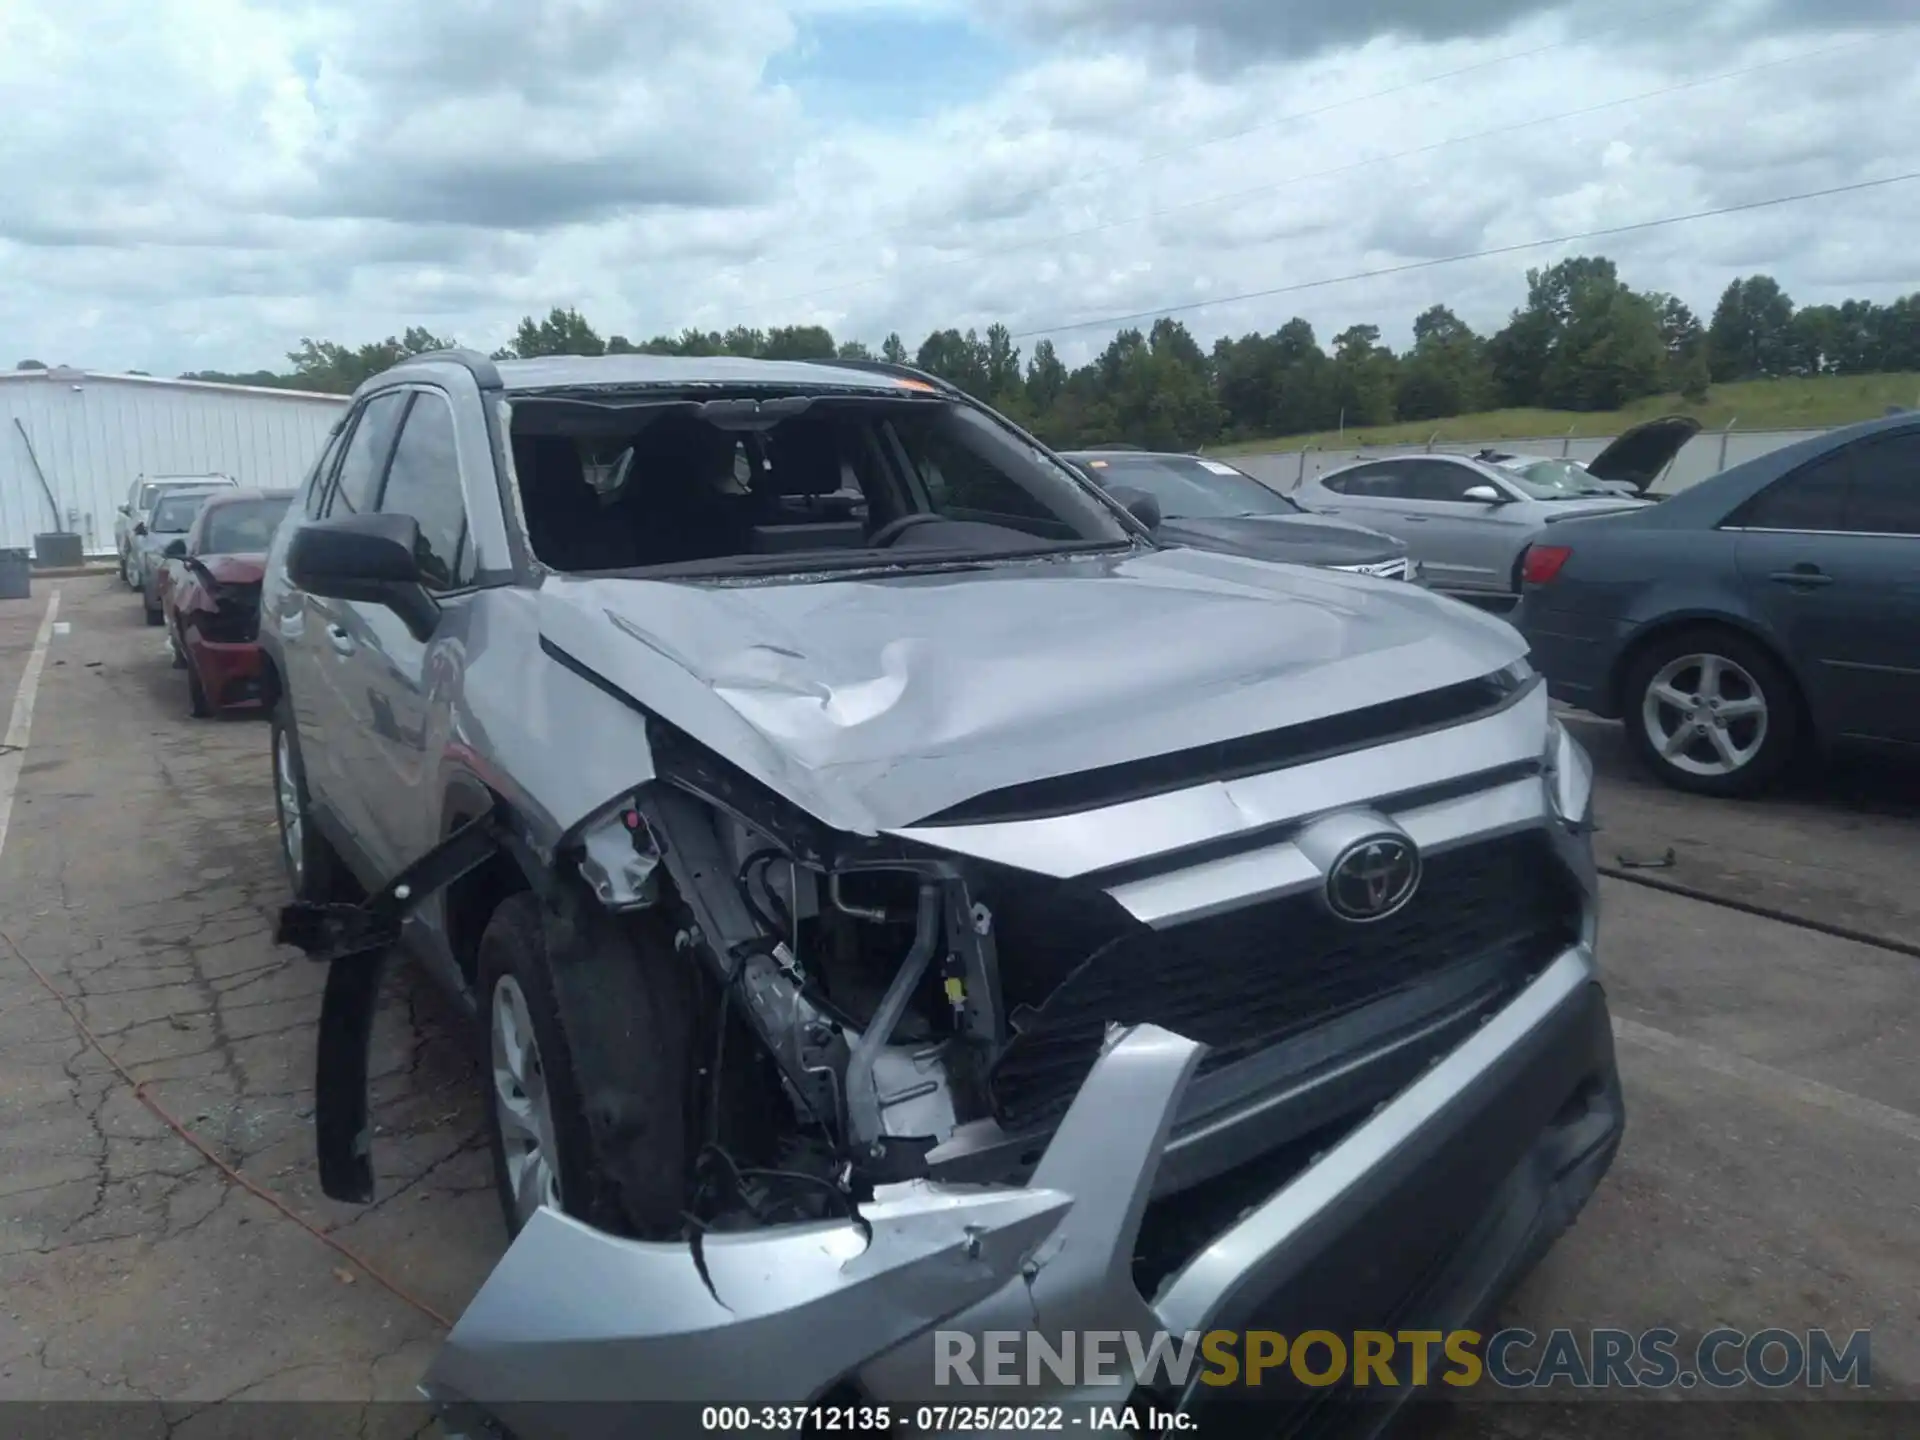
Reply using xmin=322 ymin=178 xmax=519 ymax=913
xmin=1331 ymin=324 xmax=1398 ymax=427
xmin=605 ymin=334 xmax=640 ymax=354
xmin=1708 ymin=275 xmax=1796 ymax=381
xmin=1025 ymin=339 xmax=1067 ymax=415
xmin=762 ymin=325 xmax=837 ymax=360
xmin=284 ymin=327 xmax=457 ymax=393
xmin=16 ymin=359 xmax=47 ymax=370
xmin=1395 ymin=304 xmax=1490 ymax=421
xmin=836 ymin=339 xmax=875 ymax=361
xmin=880 ymin=332 xmax=908 ymax=364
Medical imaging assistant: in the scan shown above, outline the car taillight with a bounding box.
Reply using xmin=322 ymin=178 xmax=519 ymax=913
xmin=1522 ymin=544 xmax=1572 ymax=586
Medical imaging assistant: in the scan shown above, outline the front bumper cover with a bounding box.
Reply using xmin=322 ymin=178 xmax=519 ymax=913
xmin=422 ymin=943 xmax=1622 ymax=1438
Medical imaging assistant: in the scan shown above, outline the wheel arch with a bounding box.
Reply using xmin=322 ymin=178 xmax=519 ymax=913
xmin=441 ymin=776 xmax=540 ymax=992
xmin=1607 ymin=611 xmax=1814 ymax=739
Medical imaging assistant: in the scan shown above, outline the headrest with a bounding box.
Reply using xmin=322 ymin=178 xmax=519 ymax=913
xmin=764 ymin=421 xmax=846 ymax=497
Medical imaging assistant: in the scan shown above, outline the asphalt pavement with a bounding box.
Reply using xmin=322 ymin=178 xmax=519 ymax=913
xmin=1 ymin=577 xmax=1915 ymax=1436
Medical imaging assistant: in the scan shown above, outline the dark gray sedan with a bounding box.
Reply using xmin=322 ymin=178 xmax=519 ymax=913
xmin=1062 ymin=449 xmax=1417 ymax=580
xmin=1512 ymin=411 xmax=1920 ymax=796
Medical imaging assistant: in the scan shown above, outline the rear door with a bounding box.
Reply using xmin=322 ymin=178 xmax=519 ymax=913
xmin=1310 ymin=462 xmax=1416 ymax=529
xmin=288 ymin=390 xmax=408 ymax=857
xmin=1732 ymin=428 xmax=1920 ymax=744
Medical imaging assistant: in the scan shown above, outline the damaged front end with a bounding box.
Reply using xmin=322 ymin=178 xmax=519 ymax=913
xmin=282 ymin=672 xmax=1622 ymax=1438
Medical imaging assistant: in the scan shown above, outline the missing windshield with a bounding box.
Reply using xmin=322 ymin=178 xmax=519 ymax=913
xmin=508 ymin=389 xmax=1135 ymax=577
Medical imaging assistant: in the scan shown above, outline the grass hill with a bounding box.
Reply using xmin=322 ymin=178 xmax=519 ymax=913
xmin=1218 ymin=373 xmax=1920 ymax=454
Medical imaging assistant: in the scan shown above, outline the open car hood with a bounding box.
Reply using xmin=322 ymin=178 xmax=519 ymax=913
xmin=1584 ymin=416 xmax=1701 ymax=494
xmin=534 ymin=546 xmax=1527 ymax=836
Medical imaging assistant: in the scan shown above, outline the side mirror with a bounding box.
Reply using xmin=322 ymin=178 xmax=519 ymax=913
xmin=133 ymin=522 xmax=148 ymax=537
xmin=1108 ymin=485 xmax=1162 ymax=532
xmin=118 ymin=505 xmax=130 ymax=516
xmin=287 ymin=513 xmax=440 ymax=641
xmin=163 ymin=539 xmax=187 ymax=559
xmin=1462 ymin=485 xmax=1509 ymax=504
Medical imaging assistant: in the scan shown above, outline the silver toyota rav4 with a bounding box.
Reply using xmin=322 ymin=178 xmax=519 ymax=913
xmin=259 ymin=351 xmax=1620 ymax=1438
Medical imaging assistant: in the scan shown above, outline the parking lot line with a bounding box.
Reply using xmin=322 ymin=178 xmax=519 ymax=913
xmin=0 ymin=587 xmax=60 ymax=860
xmin=1613 ymin=1015 xmax=1920 ymax=1145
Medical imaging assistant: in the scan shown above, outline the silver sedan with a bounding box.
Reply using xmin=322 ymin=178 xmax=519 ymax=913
xmin=1294 ymin=453 xmax=1651 ymax=597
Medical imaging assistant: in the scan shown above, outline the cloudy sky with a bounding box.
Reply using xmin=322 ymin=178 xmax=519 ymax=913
xmin=2 ymin=0 xmax=1916 ymax=377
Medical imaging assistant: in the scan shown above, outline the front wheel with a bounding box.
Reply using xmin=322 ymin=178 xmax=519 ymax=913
xmin=270 ymin=700 xmax=342 ymax=900
xmin=477 ymin=895 xmax=693 ymax=1241
xmin=1622 ymin=628 xmax=1799 ymax=797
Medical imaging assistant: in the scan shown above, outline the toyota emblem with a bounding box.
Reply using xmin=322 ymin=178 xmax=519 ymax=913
xmin=1325 ymin=835 xmax=1421 ymax=922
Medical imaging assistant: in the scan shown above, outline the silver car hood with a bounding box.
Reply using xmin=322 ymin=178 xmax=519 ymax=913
xmin=535 ymin=546 xmax=1528 ymax=835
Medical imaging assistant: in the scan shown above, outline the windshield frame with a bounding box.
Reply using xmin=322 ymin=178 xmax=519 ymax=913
xmin=509 ymin=388 xmax=1151 ymax=580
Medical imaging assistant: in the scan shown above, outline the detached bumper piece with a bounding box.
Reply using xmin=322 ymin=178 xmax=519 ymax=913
xmin=423 ymin=945 xmax=1622 ymax=1440
xmin=276 ymin=809 xmax=508 ymax=1204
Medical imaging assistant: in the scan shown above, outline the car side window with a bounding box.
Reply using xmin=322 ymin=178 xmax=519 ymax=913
xmin=1734 ymin=447 xmax=1854 ymax=531
xmin=889 ymin=411 xmax=1056 ymax=522
xmin=1843 ymin=430 xmax=1920 ymax=536
xmin=1341 ymin=463 xmax=1417 ymax=500
xmin=376 ymin=392 xmax=473 ymax=591
xmin=1404 ymin=461 xmax=1487 ymax=503
xmin=303 ymin=423 xmax=354 ymax=519
xmin=325 ymin=392 xmax=407 ymax=518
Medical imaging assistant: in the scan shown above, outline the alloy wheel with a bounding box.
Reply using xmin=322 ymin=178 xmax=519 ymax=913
xmin=1640 ymin=652 xmax=1769 ymax=778
xmin=275 ymin=730 xmax=304 ymax=887
xmin=490 ymin=974 xmax=563 ymax=1229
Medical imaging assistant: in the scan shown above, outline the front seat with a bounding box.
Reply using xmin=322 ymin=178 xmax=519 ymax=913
xmin=515 ymin=434 xmax=639 ymax=572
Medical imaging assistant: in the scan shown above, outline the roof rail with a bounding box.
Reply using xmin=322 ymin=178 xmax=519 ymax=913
xmin=392 ymin=348 xmax=505 ymax=390
xmin=820 ymin=357 xmax=959 ymax=393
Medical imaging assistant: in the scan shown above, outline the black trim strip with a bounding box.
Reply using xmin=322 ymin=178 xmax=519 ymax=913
xmin=919 ymin=672 xmax=1542 ymax=827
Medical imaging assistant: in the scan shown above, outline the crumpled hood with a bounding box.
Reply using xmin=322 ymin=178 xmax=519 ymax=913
xmin=1154 ymin=512 xmax=1406 ymax=567
xmin=194 ymin=553 xmax=266 ymax=585
xmin=535 ymin=546 xmax=1528 ymax=835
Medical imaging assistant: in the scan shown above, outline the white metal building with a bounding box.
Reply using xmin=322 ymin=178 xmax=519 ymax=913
xmin=0 ymin=366 xmax=348 ymax=555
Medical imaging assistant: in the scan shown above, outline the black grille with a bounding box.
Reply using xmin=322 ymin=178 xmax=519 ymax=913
xmin=987 ymin=831 xmax=1578 ymax=1132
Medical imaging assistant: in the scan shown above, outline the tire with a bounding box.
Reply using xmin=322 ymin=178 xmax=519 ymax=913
xmin=270 ymin=699 xmax=343 ymax=901
xmin=1622 ymin=626 xmax=1800 ymax=798
xmin=477 ymin=894 xmax=694 ymax=1241
xmin=168 ymin=620 xmax=186 ymax=669
xmin=185 ymin=653 xmax=211 ymax=718
xmin=121 ymin=549 xmax=137 ymax=589
xmin=144 ymin=598 xmax=163 ymax=626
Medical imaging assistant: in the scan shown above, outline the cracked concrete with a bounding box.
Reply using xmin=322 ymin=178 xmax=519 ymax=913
xmin=2 ymin=577 xmax=1916 ymax=1437
xmin=0 ymin=580 xmax=497 ymax=1426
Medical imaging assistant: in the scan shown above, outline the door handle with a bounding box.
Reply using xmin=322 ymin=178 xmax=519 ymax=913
xmin=1768 ymin=566 xmax=1833 ymax=588
xmin=1396 ymin=514 xmax=1429 ymax=523
xmin=325 ymin=623 xmax=357 ymax=655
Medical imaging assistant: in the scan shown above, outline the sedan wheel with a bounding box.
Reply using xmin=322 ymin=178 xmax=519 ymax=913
xmin=490 ymin=974 xmax=563 ymax=1230
xmin=1641 ymin=653 xmax=1768 ymax=778
xmin=1624 ymin=628 xmax=1798 ymax=797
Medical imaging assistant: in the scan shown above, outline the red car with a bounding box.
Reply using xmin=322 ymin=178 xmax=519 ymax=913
xmin=159 ymin=488 xmax=296 ymax=716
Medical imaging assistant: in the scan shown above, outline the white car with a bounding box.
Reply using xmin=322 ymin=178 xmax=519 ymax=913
xmin=116 ymin=473 xmax=236 ymax=587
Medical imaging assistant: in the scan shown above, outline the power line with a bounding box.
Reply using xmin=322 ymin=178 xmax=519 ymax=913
xmin=1007 ymin=169 xmax=1920 ymax=341
xmin=748 ymin=36 xmax=1872 ymax=314
xmin=691 ymin=0 xmax=1698 ymax=293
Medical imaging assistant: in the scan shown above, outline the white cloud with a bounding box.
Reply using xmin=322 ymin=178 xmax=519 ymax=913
xmin=0 ymin=0 xmax=1915 ymax=376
